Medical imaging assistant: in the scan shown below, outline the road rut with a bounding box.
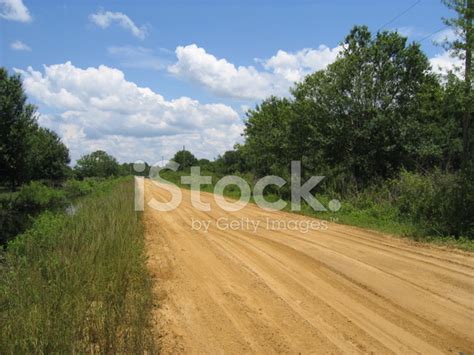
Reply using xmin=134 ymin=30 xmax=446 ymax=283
xmin=143 ymin=180 xmax=474 ymax=354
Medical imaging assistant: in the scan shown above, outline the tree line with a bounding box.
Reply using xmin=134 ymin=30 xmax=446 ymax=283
xmin=1 ymin=0 xmax=472 ymax=240
xmin=162 ymin=2 xmax=473 ymax=238
xmin=0 ymin=68 xmax=137 ymax=188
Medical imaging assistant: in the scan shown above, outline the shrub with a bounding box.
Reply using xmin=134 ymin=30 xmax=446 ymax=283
xmin=393 ymin=170 xmax=464 ymax=237
xmin=15 ymin=181 xmax=67 ymax=213
xmin=63 ymin=178 xmax=96 ymax=198
xmin=0 ymin=199 xmax=28 ymax=246
xmin=1 ymin=183 xmax=66 ymax=245
xmin=6 ymin=211 xmax=66 ymax=259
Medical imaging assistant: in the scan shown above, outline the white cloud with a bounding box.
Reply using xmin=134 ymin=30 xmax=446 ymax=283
xmin=168 ymin=44 xmax=279 ymax=100
xmin=89 ymin=10 xmax=146 ymax=40
xmin=10 ymin=40 xmax=31 ymax=51
xmin=433 ymin=28 xmax=458 ymax=44
xmin=168 ymin=44 xmax=341 ymax=100
xmin=15 ymin=62 xmax=243 ymax=163
xmin=108 ymin=46 xmax=167 ymax=70
xmin=262 ymin=45 xmax=342 ymax=82
xmin=430 ymin=50 xmax=464 ymax=77
xmin=0 ymin=0 xmax=31 ymax=22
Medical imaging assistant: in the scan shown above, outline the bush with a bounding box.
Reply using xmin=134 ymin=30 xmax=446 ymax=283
xmin=1 ymin=178 xmax=125 ymax=246
xmin=6 ymin=211 xmax=66 ymax=259
xmin=15 ymin=181 xmax=67 ymax=213
xmin=393 ymin=170 xmax=464 ymax=237
xmin=63 ymin=178 xmax=99 ymax=198
xmin=1 ymin=183 xmax=66 ymax=245
xmin=457 ymin=162 xmax=474 ymax=238
xmin=0 ymin=198 xmax=28 ymax=246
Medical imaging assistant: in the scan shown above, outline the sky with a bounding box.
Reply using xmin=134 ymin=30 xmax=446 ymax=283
xmin=0 ymin=0 xmax=462 ymax=164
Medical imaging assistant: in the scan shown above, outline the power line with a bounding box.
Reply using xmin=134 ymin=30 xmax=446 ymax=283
xmin=377 ymin=0 xmax=421 ymax=32
xmin=419 ymin=26 xmax=449 ymax=43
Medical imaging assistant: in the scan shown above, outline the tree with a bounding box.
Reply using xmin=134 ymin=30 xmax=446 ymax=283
xmin=243 ymin=96 xmax=294 ymax=176
xmin=118 ymin=162 xmax=151 ymax=176
xmin=214 ymin=149 xmax=248 ymax=174
xmin=437 ymin=73 xmax=465 ymax=170
xmin=320 ymin=26 xmax=437 ymax=180
xmin=27 ymin=127 xmax=70 ymax=182
xmin=0 ymin=68 xmax=36 ymax=188
xmin=243 ymin=26 xmax=440 ymax=185
xmin=442 ymin=0 xmax=473 ymax=167
xmin=74 ymin=150 xmax=120 ymax=178
xmin=0 ymin=68 xmax=70 ymax=187
xmin=197 ymin=159 xmax=213 ymax=172
xmin=441 ymin=0 xmax=474 ymax=238
xmin=172 ymin=150 xmax=198 ymax=170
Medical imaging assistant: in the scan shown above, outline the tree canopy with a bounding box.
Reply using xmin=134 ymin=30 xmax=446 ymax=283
xmin=241 ymin=26 xmax=465 ymax=186
xmin=172 ymin=150 xmax=198 ymax=170
xmin=0 ymin=68 xmax=70 ymax=188
xmin=74 ymin=150 xmax=120 ymax=179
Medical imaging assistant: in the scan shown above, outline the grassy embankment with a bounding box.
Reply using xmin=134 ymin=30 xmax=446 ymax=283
xmin=0 ymin=178 xmax=156 ymax=353
xmin=157 ymin=169 xmax=474 ymax=251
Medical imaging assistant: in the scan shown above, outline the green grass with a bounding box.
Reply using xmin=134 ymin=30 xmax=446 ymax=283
xmin=0 ymin=179 xmax=157 ymax=353
xmin=300 ymin=197 xmax=474 ymax=251
xmin=156 ymin=170 xmax=474 ymax=252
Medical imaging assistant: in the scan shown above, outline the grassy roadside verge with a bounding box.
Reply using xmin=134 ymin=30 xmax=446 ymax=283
xmin=157 ymin=170 xmax=474 ymax=252
xmin=0 ymin=179 xmax=156 ymax=353
xmin=299 ymin=196 xmax=474 ymax=252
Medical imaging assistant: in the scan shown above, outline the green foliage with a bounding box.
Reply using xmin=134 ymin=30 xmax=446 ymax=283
xmin=0 ymin=198 xmax=27 ymax=248
xmin=233 ymin=26 xmax=471 ymax=240
xmin=0 ymin=178 xmax=120 ymax=246
xmin=0 ymin=182 xmax=67 ymax=245
xmin=27 ymin=127 xmax=71 ymax=181
xmin=458 ymin=161 xmax=474 ymax=237
xmin=242 ymin=26 xmax=464 ymax=186
xmin=74 ymin=150 xmax=120 ymax=179
xmin=214 ymin=148 xmax=248 ymax=174
xmin=63 ymin=178 xmax=99 ymax=198
xmin=172 ymin=149 xmax=198 ymax=170
xmin=442 ymin=0 xmax=474 ymax=62
xmin=393 ymin=170 xmax=463 ymax=236
xmin=315 ymin=170 xmax=473 ymax=241
xmin=0 ymin=68 xmax=70 ymax=188
xmin=197 ymin=158 xmax=213 ymax=172
xmin=0 ymin=180 xmax=156 ymax=353
xmin=15 ymin=181 xmax=67 ymax=213
xmin=243 ymin=96 xmax=295 ymax=176
xmin=0 ymin=69 xmax=37 ymax=187
xmin=6 ymin=211 xmax=67 ymax=257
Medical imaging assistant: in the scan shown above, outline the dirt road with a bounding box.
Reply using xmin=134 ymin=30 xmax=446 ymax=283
xmin=143 ymin=180 xmax=474 ymax=354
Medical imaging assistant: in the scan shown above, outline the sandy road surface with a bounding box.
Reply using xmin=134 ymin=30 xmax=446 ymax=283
xmin=143 ymin=180 xmax=474 ymax=354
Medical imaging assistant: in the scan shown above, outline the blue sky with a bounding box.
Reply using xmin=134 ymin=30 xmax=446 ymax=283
xmin=0 ymin=0 xmax=460 ymax=163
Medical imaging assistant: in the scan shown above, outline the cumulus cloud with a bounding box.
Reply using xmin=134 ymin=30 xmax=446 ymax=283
xmin=0 ymin=0 xmax=31 ymax=22
xmin=89 ymin=10 xmax=146 ymax=40
xmin=10 ymin=40 xmax=31 ymax=51
xmin=15 ymin=62 xmax=243 ymax=163
xmin=262 ymin=45 xmax=342 ymax=82
xmin=168 ymin=44 xmax=341 ymax=100
xmin=430 ymin=50 xmax=464 ymax=77
xmin=168 ymin=44 xmax=279 ymax=100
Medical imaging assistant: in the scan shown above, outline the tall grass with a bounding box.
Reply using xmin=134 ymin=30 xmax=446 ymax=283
xmin=0 ymin=180 xmax=156 ymax=353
